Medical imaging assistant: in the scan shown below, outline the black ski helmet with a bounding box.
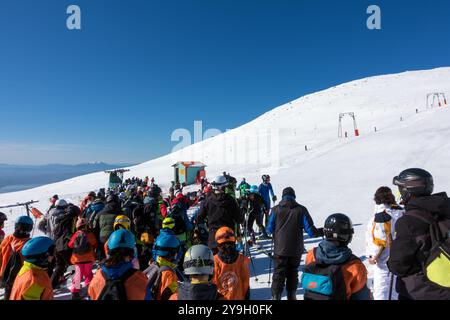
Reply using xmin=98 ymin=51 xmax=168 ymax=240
xmin=106 ymin=194 xmax=119 ymax=204
xmin=393 ymin=168 xmax=434 ymax=202
xmin=323 ymin=213 xmax=354 ymax=246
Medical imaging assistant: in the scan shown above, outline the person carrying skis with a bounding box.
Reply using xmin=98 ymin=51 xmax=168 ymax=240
xmin=212 ymin=227 xmax=250 ymax=300
xmin=267 ymin=187 xmax=322 ymax=300
xmin=150 ymin=233 xmax=181 ymax=300
xmin=196 ymin=175 xmax=243 ymax=253
xmin=171 ymin=244 xmax=221 ymax=300
xmin=365 ymin=186 xmax=404 ymax=300
xmin=259 ymin=175 xmax=277 ymax=226
xmin=388 ymin=168 xmax=450 ymax=300
xmin=9 ymin=236 xmax=55 ymax=300
xmin=67 ymin=217 xmax=98 ymax=300
xmin=88 ymin=229 xmax=151 ymax=300
xmin=301 ymin=213 xmax=371 ymax=300
xmin=0 ymin=216 xmax=33 ymax=300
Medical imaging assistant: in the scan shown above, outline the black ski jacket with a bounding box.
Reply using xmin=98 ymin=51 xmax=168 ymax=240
xmin=388 ymin=192 xmax=450 ymax=300
xmin=197 ymin=193 xmax=243 ymax=231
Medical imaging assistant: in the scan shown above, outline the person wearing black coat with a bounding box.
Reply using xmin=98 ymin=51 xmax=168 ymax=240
xmin=196 ymin=189 xmax=243 ymax=253
xmin=388 ymin=192 xmax=450 ymax=300
xmin=267 ymin=187 xmax=322 ymax=300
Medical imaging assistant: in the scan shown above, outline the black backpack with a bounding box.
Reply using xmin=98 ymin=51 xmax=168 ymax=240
xmin=407 ymin=211 xmax=450 ymax=288
xmin=72 ymin=231 xmax=91 ymax=254
xmin=168 ymin=203 xmax=187 ymax=235
xmin=144 ymin=263 xmax=172 ymax=299
xmin=1 ymin=248 xmax=23 ymax=289
xmin=301 ymin=248 xmax=358 ymax=300
xmin=98 ymin=268 xmax=138 ymax=300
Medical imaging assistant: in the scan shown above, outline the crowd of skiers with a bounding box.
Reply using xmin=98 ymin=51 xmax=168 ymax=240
xmin=0 ymin=168 xmax=448 ymax=300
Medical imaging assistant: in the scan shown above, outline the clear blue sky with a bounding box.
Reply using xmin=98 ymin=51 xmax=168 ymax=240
xmin=1 ymin=0 xmax=449 ymax=164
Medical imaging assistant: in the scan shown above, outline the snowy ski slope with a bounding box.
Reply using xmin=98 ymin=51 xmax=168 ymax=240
xmin=1 ymin=67 xmax=450 ymax=299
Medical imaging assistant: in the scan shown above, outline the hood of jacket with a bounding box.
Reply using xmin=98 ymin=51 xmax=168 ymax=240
xmin=177 ymin=281 xmax=217 ymax=300
xmin=101 ymin=261 xmax=134 ymax=280
xmin=406 ymin=192 xmax=450 ymax=218
xmin=315 ymin=240 xmax=353 ymax=265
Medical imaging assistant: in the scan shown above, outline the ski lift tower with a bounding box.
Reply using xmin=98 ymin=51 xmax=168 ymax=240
xmin=338 ymin=112 xmax=359 ymax=138
xmin=104 ymin=169 xmax=130 ymax=189
xmin=0 ymin=200 xmax=41 ymax=236
xmin=426 ymin=93 xmax=447 ymax=108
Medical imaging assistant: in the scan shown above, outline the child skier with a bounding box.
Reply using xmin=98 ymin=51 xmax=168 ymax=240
xmin=151 ymin=232 xmax=181 ymax=300
xmin=104 ymin=215 xmax=140 ymax=269
xmin=365 ymin=186 xmax=404 ymax=300
xmin=88 ymin=229 xmax=151 ymax=300
xmin=212 ymin=227 xmax=250 ymax=300
xmin=0 ymin=216 xmax=33 ymax=300
xmin=172 ymin=244 xmax=221 ymax=300
xmin=302 ymin=213 xmax=371 ymax=300
xmin=9 ymin=236 xmax=55 ymax=300
xmin=67 ymin=217 xmax=98 ymax=300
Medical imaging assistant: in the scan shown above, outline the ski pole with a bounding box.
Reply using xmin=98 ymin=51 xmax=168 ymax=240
xmin=268 ymin=238 xmax=273 ymax=287
xmin=388 ymin=272 xmax=395 ymax=300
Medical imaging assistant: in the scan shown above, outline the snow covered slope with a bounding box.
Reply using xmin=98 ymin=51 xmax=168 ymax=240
xmin=1 ymin=67 xmax=449 ymax=298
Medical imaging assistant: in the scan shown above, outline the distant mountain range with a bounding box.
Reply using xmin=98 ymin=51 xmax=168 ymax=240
xmin=0 ymin=162 xmax=136 ymax=194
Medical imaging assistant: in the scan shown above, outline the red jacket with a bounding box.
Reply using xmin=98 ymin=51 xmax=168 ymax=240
xmin=68 ymin=230 xmax=98 ymax=264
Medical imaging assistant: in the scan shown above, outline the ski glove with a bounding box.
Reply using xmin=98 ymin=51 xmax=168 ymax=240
xmin=314 ymin=227 xmax=324 ymax=238
xmin=272 ymin=196 xmax=277 ymax=203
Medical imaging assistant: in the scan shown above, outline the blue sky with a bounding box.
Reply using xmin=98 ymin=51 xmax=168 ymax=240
xmin=0 ymin=0 xmax=449 ymax=164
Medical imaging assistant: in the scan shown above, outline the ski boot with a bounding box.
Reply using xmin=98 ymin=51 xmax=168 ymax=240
xmin=287 ymin=291 xmax=297 ymax=300
xmin=71 ymin=292 xmax=82 ymax=300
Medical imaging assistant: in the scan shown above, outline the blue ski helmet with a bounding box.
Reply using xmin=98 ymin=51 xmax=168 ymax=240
xmin=107 ymin=229 xmax=136 ymax=251
xmin=154 ymin=233 xmax=180 ymax=258
xmin=15 ymin=215 xmax=34 ymax=231
xmin=22 ymin=236 xmax=55 ymax=267
xmin=249 ymin=185 xmax=259 ymax=194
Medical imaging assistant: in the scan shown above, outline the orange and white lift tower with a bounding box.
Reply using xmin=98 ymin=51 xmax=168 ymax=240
xmin=338 ymin=112 xmax=359 ymax=138
xmin=426 ymin=93 xmax=447 ymax=108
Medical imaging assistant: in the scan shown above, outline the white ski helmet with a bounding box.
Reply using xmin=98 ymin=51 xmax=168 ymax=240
xmin=183 ymin=244 xmax=214 ymax=275
xmin=211 ymin=175 xmax=228 ymax=190
xmin=55 ymin=199 xmax=67 ymax=207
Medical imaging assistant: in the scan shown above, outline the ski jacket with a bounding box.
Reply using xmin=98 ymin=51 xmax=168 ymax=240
xmin=84 ymin=200 xmax=105 ymax=222
xmin=9 ymin=261 xmax=53 ymax=300
xmin=387 ymin=192 xmax=450 ymax=300
xmin=46 ymin=207 xmax=66 ymax=240
xmin=68 ymin=230 xmax=98 ymax=264
xmin=172 ymin=281 xmax=221 ymax=300
xmin=0 ymin=234 xmax=30 ymax=279
xmin=247 ymin=193 xmax=266 ymax=215
xmin=94 ymin=203 xmax=121 ymax=243
xmin=0 ymin=229 xmax=5 ymax=245
xmin=306 ymin=240 xmax=370 ymax=300
xmin=258 ymin=183 xmax=275 ymax=208
xmin=267 ymin=196 xmax=317 ymax=257
xmin=365 ymin=204 xmax=404 ymax=263
xmin=197 ymin=193 xmax=243 ymax=231
xmin=88 ymin=262 xmax=151 ymax=300
xmin=154 ymin=258 xmax=179 ymax=300
xmin=213 ymin=253 xmax=250 ymax=300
